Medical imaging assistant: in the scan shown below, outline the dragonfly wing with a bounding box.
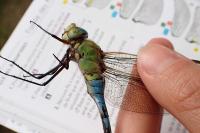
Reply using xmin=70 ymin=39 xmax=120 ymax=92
xmin=103 ymin=70 xmax=129 ymax=107
xmin=103 ymin=52 xmax=137 ymax=73
xmin=103 ymin=52 xmax=141 ymax=106
xmin=103 ymin=52 xmax=164 ymax=114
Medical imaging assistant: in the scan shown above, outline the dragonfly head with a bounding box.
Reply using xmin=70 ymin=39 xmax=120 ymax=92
xmin=62 ymin=23 xmax=88 ymax=45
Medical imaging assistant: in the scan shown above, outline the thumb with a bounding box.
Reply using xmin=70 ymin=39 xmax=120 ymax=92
xmin=137 ymin=39 xmax=200 ymax=133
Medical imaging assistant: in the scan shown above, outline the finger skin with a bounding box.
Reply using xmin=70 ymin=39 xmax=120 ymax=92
xmin=115 ymin=38 xmax=172 ymax=133
xmin=148 ymin=38 xmax=174 ymax=49
xmin=137 ymin=39 xmax=200 ymax=132
xmin=115 ymin=110 xmax=162 ymax=133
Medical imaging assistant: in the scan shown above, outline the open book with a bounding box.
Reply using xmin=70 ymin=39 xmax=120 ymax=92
xmin=0 ymin=0 xmax=199 ymax=132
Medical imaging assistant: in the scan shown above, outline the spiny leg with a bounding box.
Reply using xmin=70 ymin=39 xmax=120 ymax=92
xmin=0 ymin=52 xmax=70 ymax=79
xmin=24 ymin=52 xmax=70 ymax=78
xmin=53 ymin=54 xmax=69 ymax=70
xmin=28 ymin=56 xmax=70 ymax=86
xmin=39 ymin=66 xmax=65 ymax=86
xmin=0 ymin=55 xmax=61 ymax=79
xmin=0 ymin=66 xmax=64 ymax=86
xmin=0 ymin=70 xmax=44 ymax=86
xmin=0 ymin=55 xmax=38 ymax=77
xmin=39 ymin=53 xmax=71 ymax=86
xmin=24 ymin=53 xmax=71 ymax=78
xmin=0 ymin=52 xmax=71 ymax=86
xmin=23 ymin=63 xmax=62 ymax=79
xmin=52 ymin=48 xmax=71 ymax=70
xmin=23 ymin=52 xmax=69 ymax=79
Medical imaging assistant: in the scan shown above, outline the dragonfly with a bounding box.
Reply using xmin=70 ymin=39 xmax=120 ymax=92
xmin=0 ymin=22 xmax=199 ymax=133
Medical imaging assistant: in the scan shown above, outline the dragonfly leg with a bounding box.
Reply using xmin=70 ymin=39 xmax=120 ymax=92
xmin=52 ymin=48 xmax=71 ymax=70
xmin=39 ymin=66 xmax=65 ymax=86
xmin=26 ymin=51 xmax=71 ymax=78
xmin=52 ymin=54 xmax=69 ymax=69
xmin=87 ymin=79 xmax=112 ymax=133
xmin=24 ymin=53 xmax=70 ymax=86
xmin=39 ymin=52 xmax=71 ymax=86
xmin=24 ymin=52 xmax=71 ymax=79
xmin=0 ymin=55 xmax=63 ymax=79
xmin=0 ymin=66 xmax=64 ymax=86
xmin=0 ymin=51 xmax=70 ymax=85
xmin=23 ymin=64 xmax=62 ymax=79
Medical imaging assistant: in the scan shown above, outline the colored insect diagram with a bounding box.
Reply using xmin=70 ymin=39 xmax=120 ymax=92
xmin=64 ymin=0 xmax=200 ymax=54
xmin=120 ymin=0 xmax=200 ymax=47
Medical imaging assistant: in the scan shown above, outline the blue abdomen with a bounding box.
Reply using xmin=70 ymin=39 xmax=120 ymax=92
xmin=86 ymin=79 xmax=112 ymax=133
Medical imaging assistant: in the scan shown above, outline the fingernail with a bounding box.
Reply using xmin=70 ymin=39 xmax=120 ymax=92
xmin=138 ymin=45 xmax=182 ymax=75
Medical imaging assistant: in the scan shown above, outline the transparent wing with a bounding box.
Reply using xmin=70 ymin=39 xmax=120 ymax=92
xmin=103 ymin=52 xmax=164 ymax=114
xmin=103 ymin=52 xmax=141 ymax=106
xmin=104 ymin=52 xmax=137 ymax=72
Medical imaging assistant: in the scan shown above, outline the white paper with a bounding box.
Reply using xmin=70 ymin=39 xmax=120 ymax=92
xmin=0 ymin=0 xmax=200 ymax=133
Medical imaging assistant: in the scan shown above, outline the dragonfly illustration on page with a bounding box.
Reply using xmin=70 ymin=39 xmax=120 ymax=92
xmin=0 ymin=22 xmax=199 ymax=133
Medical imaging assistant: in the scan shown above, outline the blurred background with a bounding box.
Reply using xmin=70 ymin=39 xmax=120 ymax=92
xmin=0 ymin=0 xmax=32 ymax=132
xmin=0 ymin=0 xmax=32 ymax=48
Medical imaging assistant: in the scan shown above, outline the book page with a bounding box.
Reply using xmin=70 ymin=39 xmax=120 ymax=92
xmin=0 ymin=0 xmax=200 ymax=133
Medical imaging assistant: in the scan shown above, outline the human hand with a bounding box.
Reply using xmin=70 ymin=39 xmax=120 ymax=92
xmin=115 ymin=38 xmax=200 ymax=133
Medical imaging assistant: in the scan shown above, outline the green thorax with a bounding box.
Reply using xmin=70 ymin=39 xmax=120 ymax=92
xmin=73 ymin=39 xmax=105 ymax=81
